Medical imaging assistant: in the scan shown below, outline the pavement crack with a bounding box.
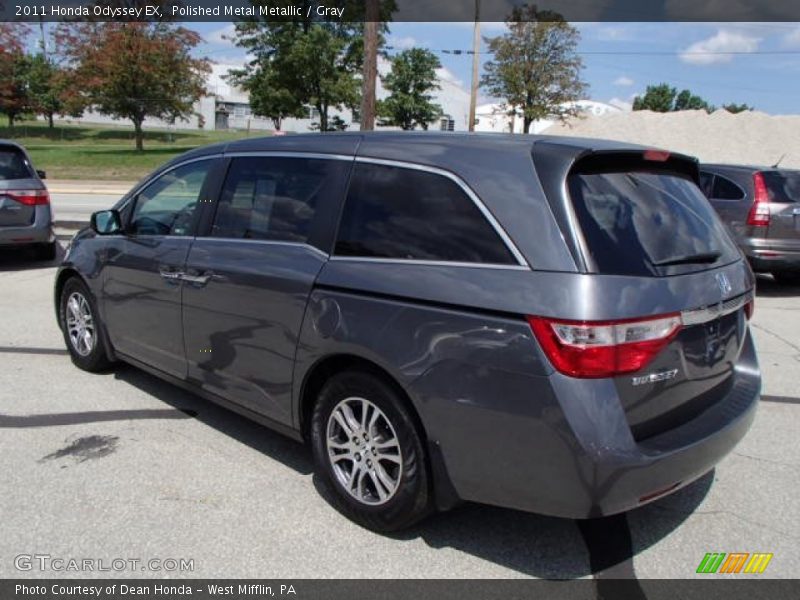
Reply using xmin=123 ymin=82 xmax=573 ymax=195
xmin=653 ymin=505 xmax=800 ymax=541
xmin=751 ymin=323 xmax=800 ymax=354
xmin=733 ymin=451 xmax=799 ymax=469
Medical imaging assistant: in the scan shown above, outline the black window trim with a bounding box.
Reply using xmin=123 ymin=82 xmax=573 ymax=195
xmin=332 ymin=156 xmax=530 ymax=269
xmin=706 ymin=171 xmax=747 ymax=202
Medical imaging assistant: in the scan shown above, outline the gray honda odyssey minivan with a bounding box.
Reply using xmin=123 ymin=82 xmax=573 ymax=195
xmin=56 ymin=133 xmax=760 ymax=531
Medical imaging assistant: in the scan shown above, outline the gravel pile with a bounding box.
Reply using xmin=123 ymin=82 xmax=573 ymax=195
xmin=543 ymin=109 xmax=800 ymax=169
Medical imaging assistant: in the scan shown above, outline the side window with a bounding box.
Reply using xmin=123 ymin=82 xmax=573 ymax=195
xmin=712 ymin=174 xmax=745 ymax=200
xmin=212 ymin=157 xmax=344 ymax=244
xmin=129 ymin=161 xmax=210 ymax=236
xmin=334 ymin=163 xmax=516 ymax=264
xmin=698 ymin=172 xmax=714 ymax=198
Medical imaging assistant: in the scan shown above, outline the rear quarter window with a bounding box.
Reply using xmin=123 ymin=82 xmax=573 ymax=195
xmin=568 ymin=168 xmax=741 ymax=276
xmin=335 ymin=163 xmax=516 ymax=265
xmin=0 ymin=148 xmax=33 ymax=180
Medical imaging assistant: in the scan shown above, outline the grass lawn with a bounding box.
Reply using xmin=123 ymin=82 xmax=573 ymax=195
xmin=0 ymin=121 xmax=268 ymax=181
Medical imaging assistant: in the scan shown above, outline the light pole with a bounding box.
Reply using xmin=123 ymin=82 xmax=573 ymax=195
xmin=468 ymin=0 xmax=481 ymax=132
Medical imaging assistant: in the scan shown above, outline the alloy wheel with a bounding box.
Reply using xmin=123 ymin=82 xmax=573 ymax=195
xmin=326 ymin=396 xmax=404 ymax=506
xmin=65 ymin=292 xmax=95 ymax=357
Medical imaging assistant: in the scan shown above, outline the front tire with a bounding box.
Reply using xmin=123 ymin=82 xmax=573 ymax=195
xmin=311 ymin=370 xmax=431 ymax=532
xmin=60 ymin=277 xmax=112 ymax=372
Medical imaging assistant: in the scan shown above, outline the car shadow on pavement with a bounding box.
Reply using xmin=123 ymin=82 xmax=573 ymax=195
xmin=0 ymin=242 xmax=66 ymax=272
xmin=391 ymin=473 xmax=710 ymax=580
xmin=111 ymin=361 xmax=710 ymax=581
xmin=112 ymin=363 xmax=313 ymax=476
xmin=755 ymin=273 xmax=800 ymax=298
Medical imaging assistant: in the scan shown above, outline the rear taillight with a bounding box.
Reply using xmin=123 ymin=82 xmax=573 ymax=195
xmin=6 ymin=189 xmax=50 ymax=206
xmin=747 ymin=172 xmax=770 ymax=227
xmin=527 ymin=313 xmax=682 ymax=378
xmin=744 ymin=299 xmax=754 ymax=320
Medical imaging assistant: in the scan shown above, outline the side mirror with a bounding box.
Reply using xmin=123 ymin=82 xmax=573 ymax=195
xmin=90 ymin=209 xmax=122 ymax=235
xmin=36 ymin=170 xmax=46 ymax=179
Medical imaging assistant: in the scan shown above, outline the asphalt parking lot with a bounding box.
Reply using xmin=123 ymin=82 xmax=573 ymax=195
xmin=1 ymin=242 xmax=798 ymax=580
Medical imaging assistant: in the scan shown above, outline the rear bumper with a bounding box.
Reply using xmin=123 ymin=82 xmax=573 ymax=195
xmin=742 ymin=239 xmax=800 ymax=273
xmin=0 ymin=205 xmax=54 ymax=246
xmin=420 ymin=329 xmax=760 ymax=519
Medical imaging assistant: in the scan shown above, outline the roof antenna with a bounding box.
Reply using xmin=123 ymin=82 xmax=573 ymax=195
xmin=773 ymin=153 xmax=786 ymax=168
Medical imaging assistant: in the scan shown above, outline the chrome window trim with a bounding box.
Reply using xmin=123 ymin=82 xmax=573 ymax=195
xmin=328 ymin=255 xmax=530 ymax=270
xmin=119 ymin=154 xmax=223 ymax=216
xmin=681 ymin=290 xmax=754 ymax=326
xmin=217 ymin=151 xmax=530 ymax=269
xmin=223 ymin=151 xmax=355 ymax=162
xmin=193 ymin=236 xmax=329 ymax=259
xmin=129 ymin=154 xmax=222 ymax=198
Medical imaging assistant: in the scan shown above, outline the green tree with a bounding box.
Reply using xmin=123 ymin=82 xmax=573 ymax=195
xmin=633 ymin=83 xmax=717 ymax=113
xmin=58 ymin=23 xmax=209 ymax=150
xmin=378 ymin=48 xmax=443 ymax=130
xmin=481 ymin=7 xmax=587 ymax=134
xmin=0 ymin=24 xmax=32 ymax=127
xmin=674 ymin=89 xmax=712 ymax=112
xmin=632 ymin=83 xmax=676 ymax=112
xmin=229 ymin=3 xmax=392 ymax=132
xmin=26 ymin=54 xmax=64 ymax=128
xmin=228 ymin=61 xmax=305 ymax=131
xmin=722 ymin=103 xmax=753 ymax=113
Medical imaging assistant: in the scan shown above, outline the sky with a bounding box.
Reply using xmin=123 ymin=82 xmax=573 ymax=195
xmin=194 ymin=21 xmax=800 ymax=115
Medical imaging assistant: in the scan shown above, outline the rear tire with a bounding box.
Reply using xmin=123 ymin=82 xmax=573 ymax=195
xmin=34 ymin=241 xmax=56 ymax=261
xmin=773 ymin=272 xmax=800 ymax=285
xmin=59 ymin=277 xmax=113 ymax=372
xmin=311 ymin=370 xmax=432 ymax=532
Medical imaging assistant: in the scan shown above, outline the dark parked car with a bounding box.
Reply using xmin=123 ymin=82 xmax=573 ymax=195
xmin=700 ymin=163 xmax=800 ymax=284
xmin=0 ymin=141 xmax=54 ymax=260
xmin=55 ymin=133 xmax=760 ymax=531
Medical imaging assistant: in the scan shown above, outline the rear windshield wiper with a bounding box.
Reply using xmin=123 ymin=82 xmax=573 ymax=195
xmin=651 ymin=251 xmax=721 ymax=267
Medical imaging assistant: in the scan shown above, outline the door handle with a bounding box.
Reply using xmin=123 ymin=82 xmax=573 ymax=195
xmin=181 ymin=272 xmax=211 ymax=286
xmin=159 ymin=269 xmax=184 ymax=281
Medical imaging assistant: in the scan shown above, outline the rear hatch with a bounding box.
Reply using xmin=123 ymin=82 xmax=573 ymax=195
xmin=546 ymin=149 xmax=751 ymax=440
xmin=760 ymin=170 xmax=800 ymax=245
xmin=0 ymin=146 xmax=40 ymax=228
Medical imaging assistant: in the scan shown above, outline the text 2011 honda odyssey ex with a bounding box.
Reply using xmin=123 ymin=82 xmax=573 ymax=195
xmin=55 ymin=133 xmax=760 ymax=531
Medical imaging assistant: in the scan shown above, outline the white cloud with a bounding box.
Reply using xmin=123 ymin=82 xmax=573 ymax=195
xmin=613 ymin=76 xmax=634 ymax=87
xmin=679 ymin=29 xmax=760 ymax=65
xmin=387 ymin=35 xmax=420 ymax=50
xmin=435 ymin=67 xmax=464 ymax=89
xmin=205 ymin=24 xmax=235 ymax=46
xmin=595 ymin=26 xmax=634 ymax=42
xmin=783 ymin=26 xmax=800 ymax=48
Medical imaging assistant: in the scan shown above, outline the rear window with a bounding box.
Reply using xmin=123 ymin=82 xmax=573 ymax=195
xmin=568 ymin=168 xmax=741 ymax=276
xmin=762 ymin=171 xmax=800 ymax=203
xmin=0 ymin=148 xmax=33 ymax=180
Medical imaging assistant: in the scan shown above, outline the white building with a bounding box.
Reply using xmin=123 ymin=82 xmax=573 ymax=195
xmin=474 ymin=100 xmax=625 ymax=134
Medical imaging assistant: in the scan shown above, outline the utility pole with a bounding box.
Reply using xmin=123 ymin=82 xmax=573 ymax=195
xmin=467 ymin=0 xmax=480 ymax=132
xmin=360 ymin=0 xmax=380 ymax=131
